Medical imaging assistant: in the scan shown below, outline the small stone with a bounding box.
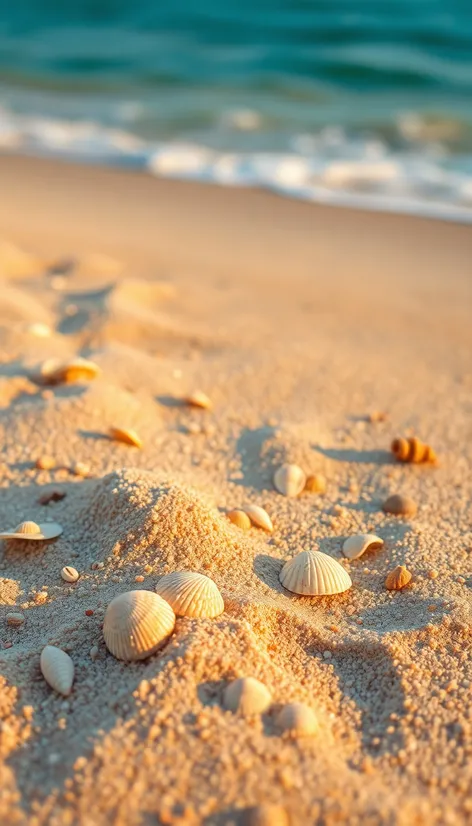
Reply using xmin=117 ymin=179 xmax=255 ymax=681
xmin=382 ymin=494 xmax=417 ymax=517
xmin=85 ymin=609 xmax=94 ymax=617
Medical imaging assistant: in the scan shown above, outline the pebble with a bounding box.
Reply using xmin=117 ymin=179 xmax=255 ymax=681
xmin=6 ymin=613 xmax=25 ymax=627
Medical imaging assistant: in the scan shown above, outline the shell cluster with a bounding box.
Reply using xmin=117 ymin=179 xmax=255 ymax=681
xmin=279 ymin=550 xmax=352 ymax=596
xmin=156 ymin=571 xmax=224 ymax=619
xmin=223 ymin=677 xmax=272 ymax=716
xmin=103 ymin=590 xmax=175 ymax=661
xmin=391 ymin=436 xmax=436 ymax=464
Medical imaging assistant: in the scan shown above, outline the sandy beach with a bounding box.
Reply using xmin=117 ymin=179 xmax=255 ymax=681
xmin=0 ymin=154 xmax=471 ymax=825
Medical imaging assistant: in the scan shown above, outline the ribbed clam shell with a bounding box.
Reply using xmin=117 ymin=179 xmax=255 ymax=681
xmin=109 ymin=426 xmax=143 ymax=448
xmin=15 ymin=520 xmax=41 ymax=535
xmin=342 ymin=534 xmax=384 ymax=560
xmin=40 ymin=645 xmax=74 ymax=696
xmin=0 ymin=521 xmax=63 ymax=541
xmin=156 ymin=572 xmax=224 ymax=618
xmin=276 ymin=702 xmax=318 ymax=737
xmin=279 ymin=550 xmax=352 ymax=595
xmin=223 ymin=677 xmax=272 ymax=715
xmin=244 ymin=505 xmax=273 ymax=532
xmin=273 ymin=463 xmax=306 ymax=497
xmin=103 ymin=590 xmax=175 ymax=661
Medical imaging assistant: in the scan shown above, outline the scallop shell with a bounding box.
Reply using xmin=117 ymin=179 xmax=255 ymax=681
xmin=385 ymin=565 xmax=412 ymax=590
xmin=103 ymin=590 xmax=175 ymax=661
xmin=223 ymin=677 xmax=272 ymax=715
xmin=156 ymin=571 xmax=224 ymax=618
xmin=273 ymin=463 xmax=306 ymax=497
xmin=276 ymin=702 xmax=318 ymax=737
xmin=243 ymin=805 xmax=290 ymax=826
xmin=342 ymin=534 xmax=384 ymax=560
xmin=382 ymin=494 xmax=417 ymax=517
xmin=244 ymin=505 xmax=273 ymax=532
xmin=227 ymin=509 xmax=251 ymax=531
xmin=279 ymin=550 xmax=352 ymax=596
xmin=61 ymin=566 xmax=79 ymax=583
xmin=0 ymin=521 xmax=63 ymax=541
xmin=39 ymin=357 xmax=100 ymax=385
xmin=40 ymin=645 xmax=74 ymax=696
xmin=185 ymin=390 xmax=212 ymax=410
xmin=109 ymin=426 xmax=143 ymax=448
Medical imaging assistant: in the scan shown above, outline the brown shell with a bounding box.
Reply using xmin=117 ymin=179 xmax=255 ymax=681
xmin=391 ymin=436 xmax=436 ymax=464
xmin=227 ymin=509 xmax=251 ymax=531
xmin=385 ymin=565 xmax=412 ymax=590
xmin=109 ymin=427 xmax=143 ymax=448
xmin=304 ymin=473 xmax=327 ymax=494
xmin=382 ymin=494 xmax=417 ymax=517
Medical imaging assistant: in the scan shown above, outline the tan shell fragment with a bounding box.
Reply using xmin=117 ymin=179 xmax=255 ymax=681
xmin=109 ymin=426 xmax=143 ymax=448
xmin=103 ymin=590 xmax=175 ymax=661
xmin=276 ymin=702 xmax=318 ymax=737
xmin=243 ymin=805 xmax=290 ymax=826
xmin=304 ymin=473 xmax=327 ymax=494
xmin=35 ymin=456 xmax=56 ymax=470
xmin=40 ymin=646 xmax=74 ymax=696
xmin=385 ymin=565 xmax=412 ymax=591
xmin=382 ymin=494 xmax=417 ymax=517
xmin=38 ymin=357 xmax=100 ymax=386
xmin=185 ymin=390 xmax=212 ymax=410
xmin=0 ymin=521 xmax=63 ymax=541
xmin=343 ymin=534 xmax=384 ymax=560
xmin=273 ymin=463 xmax=306 ymax=497
xmin=61 ymin=566 xmax=79 ymax=583
xmin=280 ymin=550 xmax=352 ymax=596
xmin=227 ymin=509 xmax=251 ymax=531
xmin=391 ymin=436 xmax=436 ymax=464
xmin=223 ymin=677 xmax=272 ymax=715
xmin=244 ymin=505 xmax=273 ymax=532
xmin=156 ymin=571 xmax=224 ymax=618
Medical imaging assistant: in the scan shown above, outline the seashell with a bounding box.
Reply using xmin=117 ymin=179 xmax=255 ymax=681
xmin=279 ymin=550 xmax=352 ymax=596
xmin=61 ymin=566 xmax=79 ymax=583
xmin=223 ymin=677 xmax=272 ymax=715
xmin=40 ymin=645 xmax=74 ymax=696
xmin=27 ymin=322 xmax=52 ymax=338
xmin=242 ymin=805 xmax=290 ymax=826
xmin=244 ymin=505 xmax=273 ymax=532
xmin=391 ymin=436 xmax=436 ymax=464
xmin=6 ymin=613 xmax=25 ymax=627
xmin=227 ymin=509 xmax=251 ymax=531
xmin=103 ymin=590 xmax=175 ymax=661
xmin=0 ymin=521 xmax=63 ymax=541
xmin=109 ymin=426 xmax=142 ymax=448
xmin=185 ymin=390 xmax=212 ymax=410
xmin=273 ymin=463 xmax=306 ymax=498
xmin=342 ymin=534 xmax=384 ymax=560
xmin=385 ymin=565 xmax=412 ymax=590
xmin=38 ymin=357 xmax=100 ymax=386
xmin=382 ymin=494 xmax=417 ymax=517
xmin=304 ymin=473 xmax=327 ymax=494
xmin=72 ymin=461 xmax=90 ymax=477
xmin=35 ymin=455 xmax=56 ymax=470
xmin=276 ymin=702 xmax=318 ymax=737
xmin=156 ymin=571 xmax=224 ymax=618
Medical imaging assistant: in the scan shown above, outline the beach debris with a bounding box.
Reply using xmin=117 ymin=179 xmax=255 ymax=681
xmin=61 ymin=566 xmax=79 ymax=583
xmin=385 ymin=565 xmax=412 ymax=590
xmin=304 ymin=473 xmax=327 ymax=494
xmin=382 ymin=494 xmax=417 ymax=517
xmin=273 ymin=463 xmax=306 ymax=497
xmin=276 ymin=702 xmax=318 ymax=737
xmin=40 ymin=645 xmax=74 ymax=696
xmin=223 ymin=677 xmax=272 ymax=715
xmin=343 ymin=534 xmax=384 ymax=560
xmin=109 ymin=426 xmax=143 ymax=448
xmin=103 ymin=590 xmax=175 ymax=661
xmin=35 ymin=455 xmax=56 ymax=471
xmin=71 ymin=462 xmax=91 ymax=477
xmin=185 ymin=390 xmax=212 ymax=410
xmin=6 ymin=613 xmax=25 ymax=627
xmin=391 ymin=436 xmax=436 ymax=464
xmin=156 ymin=571 xmax=224 ymax=618
xmin=244 ymin=504 xmax=273 ymax=532
xmin=0 ymin=520 xmax=63 ymax=541
xmin=279 ymin=550 xmax=352 ymax=596
xmin=26 ymin=322 xmax=52 ymax=338
xmin=242 ymin=805 xmax=290 ymax=826
xmin=38 ymin=490 xmax=66 ymax=505
xmin=37 ymin=357 xmax=100 ymax=386
xmin=226 ymin=509 xmax=251 ymax=531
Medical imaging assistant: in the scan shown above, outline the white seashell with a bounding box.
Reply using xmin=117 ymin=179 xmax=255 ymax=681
xmin=185 ymin=390 xmax=212 ymax=410
xmin=279 ymin=550 xmax=352 ymax=596
xmin=223 ymin=677 xmax=272 ymax=715
xmin=40 ymin=645 xmax=74 ymax=696
xmin=61 ymin=566 xmax=79 ymax=583
xmin=244 ymin=505 xmax=273 ymax=532
xmin=103 ymin=590 xmax=175 ymax=661
xmin=342 ymin=534 xmax=384 ymax=560
xmin=276 ymin=702 xmax=318 ymax=737
xmin=273 ymin=463 xmax=306 ymax=497
xmin=156 ymin=571 xmax=224 ymax=618
xmin=109 ymin=426 xmax=142 ymax=448
xmin=0 ymin=521 xmax=63 ymax=541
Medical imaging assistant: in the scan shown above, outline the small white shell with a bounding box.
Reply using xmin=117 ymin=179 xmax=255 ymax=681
xmin=276 ymin=702 xmax=318 ymax=737
xmin=185 ymin=390 xmax=212 ymax=410
xmin=109 ymin=426 xmax=142 ymax=448
xmin=61 ymin=566 xmax=79 ymax=583
xmin=156 ymin=571 xmax=224 ymax=618
xmin=0 ymin=521 xmax=63 ymax=541
xmin=342 ymin=534 xmax=384 ymax=560
xmin=103 ymin=590 xmax=175 ymax=661
xmin=244 ymin=505 xmax=273 ymax=532
xmin=279 ymin=550 xmax=352 ymax=596
xmin=223 ymin=677 xmax=272 ymax=715
xmin=40 ymin=646 xmax=74 ymax=696
xmin=273 ymin=463 xmax=306 ymax=497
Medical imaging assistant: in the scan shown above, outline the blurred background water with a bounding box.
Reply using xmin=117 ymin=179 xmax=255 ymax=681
xmin=1 ymin=0 xmax=472 ymax=219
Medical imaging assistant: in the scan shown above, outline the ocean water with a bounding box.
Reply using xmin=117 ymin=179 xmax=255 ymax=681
xmin=1 ymin=1 xmax=472 ymax=220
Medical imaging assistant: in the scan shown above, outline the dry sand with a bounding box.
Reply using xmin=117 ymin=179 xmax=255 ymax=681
xmin=0 ymin=155 xmax=471 ymax=825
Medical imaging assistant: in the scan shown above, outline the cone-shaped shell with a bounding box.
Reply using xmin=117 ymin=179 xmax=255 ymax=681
xmin=0 ymin=521 xmax=63 ymax=541
xmin=40 ymin=645 xmax=74 ymax=696
xmin=185 ymin=390 xmax=212 ymax=409
xmin=109 ymin=426 xmax=143 ymax=448
xmin=244 ymin=505 xmax=273 ymax=532
xmin=39 ymin=357 xmax=100 ymax=385
xmin=227 ymin=509 xmax=251 ymax=531
xmin=223 ymin=677 xmax=272 ymax=715
xmin=103 ymin=590 xmax=175 ymax=661
xmin=280 ymin=550 xmax=352 ymax=596
xmin=156 ymin=571 xmax=224 ymax=618
xmin=385 ymin=565 xmax=412 ymax=591
xmin=391 ymin=436 xmax=436 ymax=464
xmin=273 ymin=463 xmax=306 ymax=497
xmin=343 ymin=534 xmax=384 ymax=560
xmin=276 ymin=702 xmax=318 ymax=737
